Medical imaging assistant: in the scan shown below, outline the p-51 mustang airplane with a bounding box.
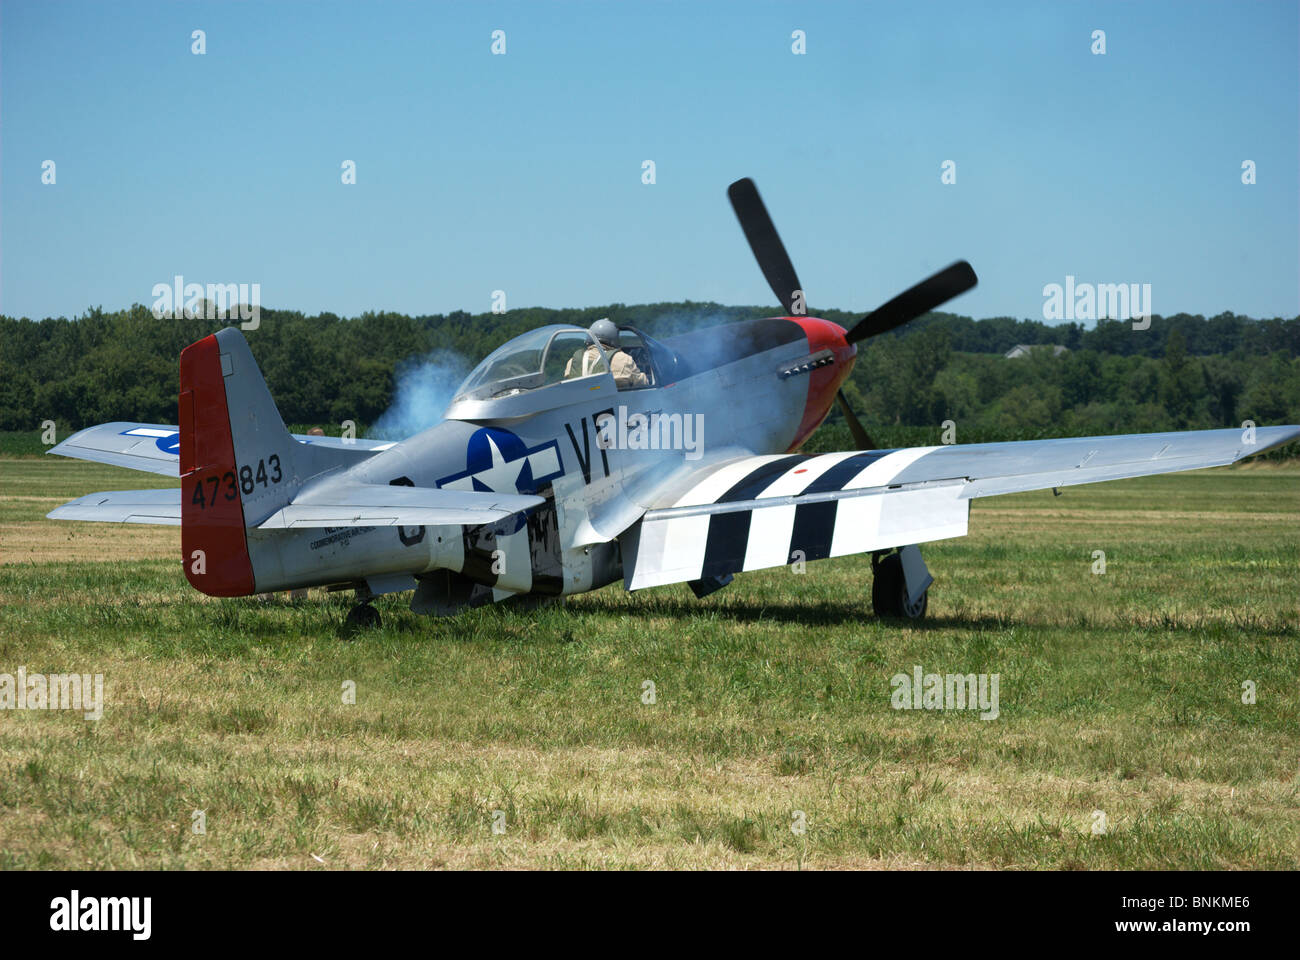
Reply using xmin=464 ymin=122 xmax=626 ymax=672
xmin=48 ymin=179 xmax=1299 ymax=627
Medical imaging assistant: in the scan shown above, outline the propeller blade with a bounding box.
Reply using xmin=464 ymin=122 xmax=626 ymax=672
xmin=836 ymin=390 xmax=875 ymax=450
xmin=727 ymin=178 xmax=805 ymax=316
xmin=846 ymin=260 xmax=977 ymax=344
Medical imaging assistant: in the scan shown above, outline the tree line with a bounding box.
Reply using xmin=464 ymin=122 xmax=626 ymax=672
xmin=1 ymin=303 xmax=1297 ymax=440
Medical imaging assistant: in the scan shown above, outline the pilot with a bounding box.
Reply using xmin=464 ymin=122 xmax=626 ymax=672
xmin=565 ymin=318 xmax=649 ymax=388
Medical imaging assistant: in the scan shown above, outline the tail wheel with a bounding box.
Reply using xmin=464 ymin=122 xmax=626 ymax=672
xmin=345 ymin=603 xmax=381 ymax=630
xmin=872 ymin=552 xmax=928 ymax=620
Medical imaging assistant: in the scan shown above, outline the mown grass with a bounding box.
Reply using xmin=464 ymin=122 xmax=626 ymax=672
xmin=0 ymin=457 xmax=1297 ymax=869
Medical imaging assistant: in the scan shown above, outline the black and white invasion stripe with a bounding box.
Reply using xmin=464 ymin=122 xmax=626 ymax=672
xmin=624 ymin=447 xmax=969 ymax=590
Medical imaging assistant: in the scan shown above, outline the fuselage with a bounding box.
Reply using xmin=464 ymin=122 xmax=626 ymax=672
xmin=246 ymin=316 xmax=856 ymax=597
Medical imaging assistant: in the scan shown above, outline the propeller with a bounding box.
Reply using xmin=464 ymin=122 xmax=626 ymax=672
xmin=727 ymin=178 xmax=805 ymax=316
xmin=726 ymin=177 xmax=978 ymax=451
xmin=845 ymin=260 xmax=977 ymax=344
xmin=836 ymin=390 xmax=875 ymax=450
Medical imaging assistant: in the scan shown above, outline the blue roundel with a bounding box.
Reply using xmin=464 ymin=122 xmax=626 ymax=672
xmin=441 ymin=427 xmax=564 ymax=497
xmin=435 ymin=427 xmax=564 ymax=536
xmin=466 ymin=428 xmax=533 ymax=492
xmin=156 ymin=432 xmax=181 ymax=455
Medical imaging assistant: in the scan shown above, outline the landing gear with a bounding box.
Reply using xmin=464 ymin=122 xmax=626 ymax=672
xmin=335 ymin=580 xmax=379 ymax=632
xmin=687 ymin=572 xmax=733 ymax=599
xmin=871 ymin=549 xmax=929 ymax=620
xmin=345 ymin=602 xmax=381 ymax=629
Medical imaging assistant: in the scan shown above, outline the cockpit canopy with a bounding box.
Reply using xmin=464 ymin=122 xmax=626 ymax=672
xmin=451 ymin=325 xmax=606 ymax=404
xmin=445 ymin=322 xmax=681 ymax=421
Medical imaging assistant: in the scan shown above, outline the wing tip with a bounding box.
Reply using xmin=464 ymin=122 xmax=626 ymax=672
xmin=1242 ymin=424 xmax=1300 ymax=458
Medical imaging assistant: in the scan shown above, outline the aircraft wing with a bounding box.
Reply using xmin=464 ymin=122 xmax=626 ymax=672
xmin=46 ymin=488 xmax=182 ymax=524
xmin=255 ymin=483 xmax=543 ymax=528
xmin=46 ymin=422 xmax=397 ymax=477
xmin=623 ymin=425 xmax=1300 ymax=590
xmin=894 ymin=426 xmax=1300 ymax=497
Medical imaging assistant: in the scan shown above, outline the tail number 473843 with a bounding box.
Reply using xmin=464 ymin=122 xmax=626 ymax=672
xmin=190 ymin=454 xmax=282 ymax=509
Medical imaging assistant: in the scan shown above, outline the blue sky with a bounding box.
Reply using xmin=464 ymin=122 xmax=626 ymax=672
xmin=2 ymin=0 xmax=1297 ymax=322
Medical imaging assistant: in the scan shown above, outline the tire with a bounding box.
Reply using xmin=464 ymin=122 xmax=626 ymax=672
xmin=872 ymin=553 xmax=928 ymax=620
xmin=345 ymin=603 xmax=381 ymax=629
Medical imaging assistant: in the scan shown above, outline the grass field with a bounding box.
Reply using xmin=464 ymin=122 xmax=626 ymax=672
xmin=1 ymin=454 xmax=1297 ymax=869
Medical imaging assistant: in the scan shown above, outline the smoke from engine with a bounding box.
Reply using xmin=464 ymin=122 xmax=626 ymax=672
xmin=368 ymin=349 xmax=469 ymax=440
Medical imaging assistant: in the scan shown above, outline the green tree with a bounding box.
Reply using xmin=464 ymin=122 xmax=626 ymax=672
xmin=1158 ymin=329 xmax=1206 ymax=426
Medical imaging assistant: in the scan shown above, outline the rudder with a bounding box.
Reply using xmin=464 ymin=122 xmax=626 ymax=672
xmin=178 ymin=327 xmax=300 ymax=596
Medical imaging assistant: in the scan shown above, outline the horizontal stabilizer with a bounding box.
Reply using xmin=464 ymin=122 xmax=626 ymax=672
xmin=47 ymin=421 xmax=397 ymax=477
xmin=256 ymin=483 xmax=544 ymax=529
xmin=47 ymin=483 xmax=540 ymax=530
xmin=47 ymin=423 xmax=183 ymax=476
xmin=47 ymin=488 xmax=181 ymax=524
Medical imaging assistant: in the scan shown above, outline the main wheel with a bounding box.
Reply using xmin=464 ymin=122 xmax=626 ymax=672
xmin=345 ymin=603 xmax=381 ymax=629
xmin=871 ymin=553 xmax=928 ymax=620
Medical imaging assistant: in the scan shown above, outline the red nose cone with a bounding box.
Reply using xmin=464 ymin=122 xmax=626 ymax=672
xmin=784 ymin=316 xmax=857 ymax=451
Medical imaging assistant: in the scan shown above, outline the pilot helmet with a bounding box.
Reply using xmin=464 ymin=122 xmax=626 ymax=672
xmin=589 ymin=318 xmax=619 ymax=348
